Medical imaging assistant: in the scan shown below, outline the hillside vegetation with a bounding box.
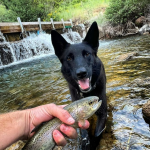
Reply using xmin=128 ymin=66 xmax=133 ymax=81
xmin=46 ymin=0 xmax=109 ymax=25
xmin=105 ymin=0 xmax=149 ymax=25
xmin=0 ymin=0 xmax=109 ymax=25
xmin=0 ymin=0 xmax=149 ymax=27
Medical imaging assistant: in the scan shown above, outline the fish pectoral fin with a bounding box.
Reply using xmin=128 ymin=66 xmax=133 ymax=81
xmin=31 ymin=122 xmax=47 ymax=133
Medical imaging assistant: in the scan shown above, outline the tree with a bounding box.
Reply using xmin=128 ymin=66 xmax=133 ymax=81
xmin=0 ymin=0 xmax=47 ymax=22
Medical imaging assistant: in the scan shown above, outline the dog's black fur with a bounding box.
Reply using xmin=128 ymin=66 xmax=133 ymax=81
xmin=51 ymin=22 xmax=107 ymax=149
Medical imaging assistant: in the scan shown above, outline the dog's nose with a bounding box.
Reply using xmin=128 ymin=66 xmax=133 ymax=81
xmin=76 ymin=67 xmax=87 ymax=79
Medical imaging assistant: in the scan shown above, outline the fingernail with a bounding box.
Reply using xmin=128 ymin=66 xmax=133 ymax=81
xmin=67 ymin=117 xmax=75 ymax=124
xmin=61 ymin=124 xmax=68 ymax=131
xmin=80 ymin=120 xmax=86 ymax=127
xmin=53 ymin=130 xmax=58 ymax=136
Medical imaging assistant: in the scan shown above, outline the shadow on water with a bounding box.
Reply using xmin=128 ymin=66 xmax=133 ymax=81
xmin=1 ymin=34 xmax=150 ymax=149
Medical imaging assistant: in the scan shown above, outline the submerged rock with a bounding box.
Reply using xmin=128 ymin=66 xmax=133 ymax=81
xmin=133 ymin=77 xmax=150 ymax=88
xmin=115 ymin=52 xmax=138 ymax=62
xmin=128 ymin=77 xmax=150 ymax=100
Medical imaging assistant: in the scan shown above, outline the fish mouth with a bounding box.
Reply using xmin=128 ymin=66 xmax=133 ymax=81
xmin=88 ymin=97 xmax=102 ymax=111
xmin=77 ymin=77 xmax=92 ymax=93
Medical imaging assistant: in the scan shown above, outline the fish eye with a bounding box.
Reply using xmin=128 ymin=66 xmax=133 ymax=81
xmin=89 ymin=101 xmax=93 ymax=105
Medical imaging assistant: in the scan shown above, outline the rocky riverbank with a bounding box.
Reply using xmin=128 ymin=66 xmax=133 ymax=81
xmin=75 ymin=4 xmax=150 ymax=40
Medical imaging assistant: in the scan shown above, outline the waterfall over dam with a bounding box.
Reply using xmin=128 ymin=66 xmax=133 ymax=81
xmin=0 ymin=29 xmax=83 ymax=67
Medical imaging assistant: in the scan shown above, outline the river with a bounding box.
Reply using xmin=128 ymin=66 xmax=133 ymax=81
xmin=0 ymin=34 xmax=150 ymax=150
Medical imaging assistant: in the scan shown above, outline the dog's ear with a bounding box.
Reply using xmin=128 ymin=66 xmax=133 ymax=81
xmin=83 ymin=22 xmax=99 ymax=54
xmin=51 ymin=30 xmax=69 ymax=59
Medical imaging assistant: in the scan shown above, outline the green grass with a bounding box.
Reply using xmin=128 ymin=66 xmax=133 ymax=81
xmin=46 ymin=0 xmax=110 ymax=26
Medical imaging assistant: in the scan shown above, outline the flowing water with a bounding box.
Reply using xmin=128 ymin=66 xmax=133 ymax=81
xmin=0 ymin=33 xmax=150 ymax=150
xmin=0 ymin=29 xmax=81 ymax=66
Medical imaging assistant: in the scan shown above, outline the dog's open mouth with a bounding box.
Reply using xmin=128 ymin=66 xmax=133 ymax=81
xmin=78 ymin=77 xmax=92 ymax=93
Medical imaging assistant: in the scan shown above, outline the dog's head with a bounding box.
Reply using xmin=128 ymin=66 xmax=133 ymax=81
xmin=51 ymin=22 xmax=100 ymax=93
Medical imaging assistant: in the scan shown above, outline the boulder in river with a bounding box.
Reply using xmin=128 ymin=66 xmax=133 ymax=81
xmin=98 ymin=26 xmax=105 ymax=39
xmin=135 ymin=16 xmax=147 ymax=27
xmin=142 ymin=100 xmax=150 ymax=120
xmin=139 ymin=24 xmax=150 ymax=35
xmin=0 ymin=43 xmax=14 ymax=65
xmin=72 ymin=24 xmax=87 ymax=38
xmin=138 ymin=77 xmax=150 ymax=121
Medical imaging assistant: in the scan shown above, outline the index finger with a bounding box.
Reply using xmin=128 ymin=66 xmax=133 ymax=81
xmin=43 ymin=103 xmax=75 ymax=125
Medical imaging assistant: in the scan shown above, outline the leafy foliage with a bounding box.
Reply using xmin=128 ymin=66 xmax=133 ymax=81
xmin=0 ymin=0 xmax=148 ymax=25
xmin=105 ymin=0 xmax=149 ymax=25
xmin=0 ymin=0 xmax=87 ymax=22
xmin=0 ymin=5 xmax=16 ymax=22
xmin=0 ymin=0 xmax=46 ymax=22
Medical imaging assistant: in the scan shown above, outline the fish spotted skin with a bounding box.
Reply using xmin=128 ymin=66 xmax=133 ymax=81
xmin=22 ymin=96 xmax=101 ymax=150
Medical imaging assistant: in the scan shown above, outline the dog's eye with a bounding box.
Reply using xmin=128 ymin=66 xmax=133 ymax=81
xmin=85 ymin=52 xmax=90 ymax=57
xmin=67 ymin=56 xmax=72 ymax=61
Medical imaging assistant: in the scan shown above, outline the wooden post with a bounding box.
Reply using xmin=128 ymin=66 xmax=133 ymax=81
xmin=38 ymin=18 xmax=43 ymax=32
xmin=50 ymin=18 xmax=55 ymax=29
xmin=17 ymin=17 xmax=24 ymax=33
xmin=61 ymin=19 xmax=65 ymax=29
xmin=69 ymin=19 xmax=73 ymax=27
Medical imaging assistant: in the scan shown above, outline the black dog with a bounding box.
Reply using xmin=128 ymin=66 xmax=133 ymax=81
xmin=51 ymin=22 xmax=107 ymax=149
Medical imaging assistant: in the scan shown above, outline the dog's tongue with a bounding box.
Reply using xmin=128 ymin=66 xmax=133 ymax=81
xmin=78 ymin=78 xmax=90 ymax=90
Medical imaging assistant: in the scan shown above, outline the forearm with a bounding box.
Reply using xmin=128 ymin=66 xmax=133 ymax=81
xmin=0 ymin=104 xmax=90 ymax=149
xmin=0 ymin=110 xmax=29 ymax=150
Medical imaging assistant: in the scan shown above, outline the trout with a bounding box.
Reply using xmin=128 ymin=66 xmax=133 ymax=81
xmin=23 ymin=96 xmax=101 ymax=150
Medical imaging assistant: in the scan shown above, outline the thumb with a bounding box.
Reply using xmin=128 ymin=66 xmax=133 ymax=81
xmin=30 ymin=103 xmax=75 ymax=127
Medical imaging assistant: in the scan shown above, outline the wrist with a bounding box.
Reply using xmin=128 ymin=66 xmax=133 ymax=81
xmin=6 ymin=110 xmax=31 ymax=140
xmin=9 ymin=110 xmax=30 ymax=140
xmin=20 ymin=109 xmax=31 ymax=140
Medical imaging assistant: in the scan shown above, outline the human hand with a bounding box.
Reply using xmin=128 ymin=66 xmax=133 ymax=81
xmin=25 ymin=103 xmax=90 ymax=146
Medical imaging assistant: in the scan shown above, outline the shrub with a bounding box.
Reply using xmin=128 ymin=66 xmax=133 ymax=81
xmin=105 ymin=0 xmax=149 ymax=25
xmin=0 ymin=0 xmax=47 ymax=22
xmin=0 ymin=5 xmax=16 ymax=22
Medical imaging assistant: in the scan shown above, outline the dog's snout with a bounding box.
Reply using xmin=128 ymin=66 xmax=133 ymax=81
xmin=76 ymin=67 xmax=87 ymax=79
